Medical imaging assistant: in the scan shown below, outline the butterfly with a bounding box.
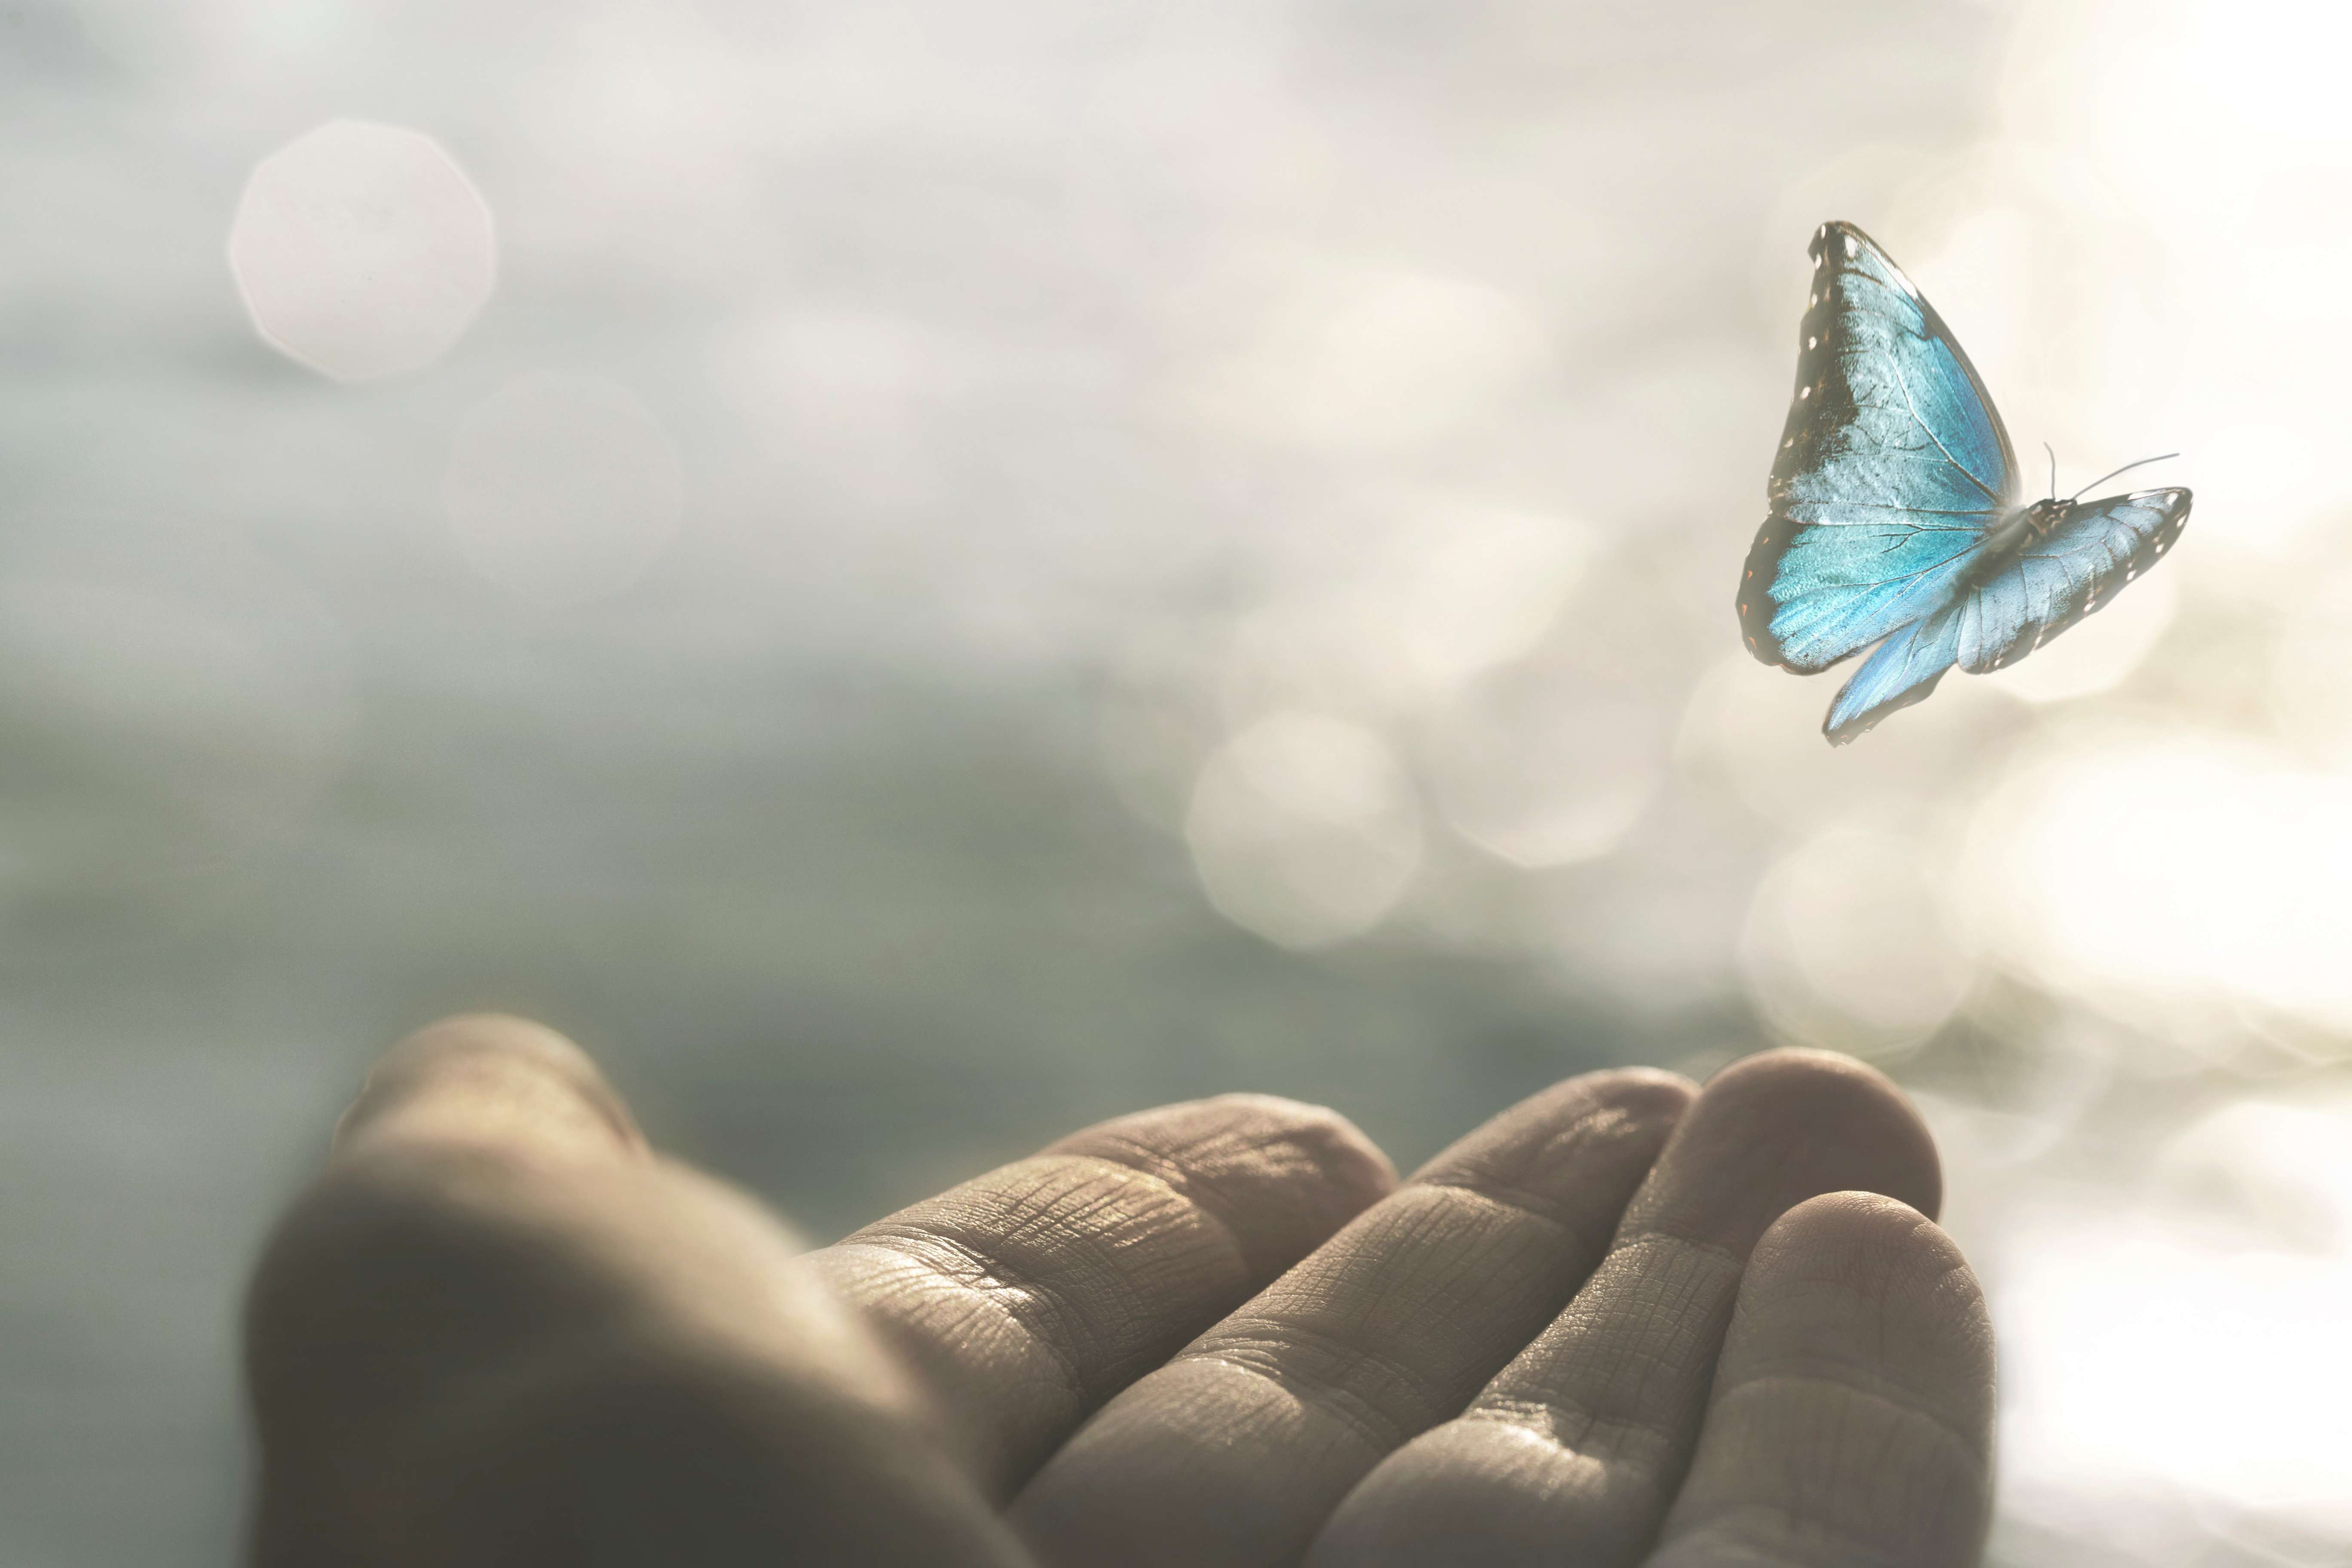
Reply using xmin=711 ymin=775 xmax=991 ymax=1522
xmin=1737 ymin=220 xmax=2190 ymax=744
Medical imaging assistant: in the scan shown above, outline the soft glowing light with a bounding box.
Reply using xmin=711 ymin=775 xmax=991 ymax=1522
xmin=442 ymin=373 xmax=685 ymax=607
xmin=1424 ymin=651 xmax=1667 ymax=870
xmin=228 ymin=120 xmax=496 ymax=381
xmin=1995 ymin=1106 xmax=2352 ymax=1545
xmin=715 ymin=305 xmax=948 ymax=450
xmin=1185 ymin=711 xmax=1421 ymax=949
xmin=1740 ymin=825 xmax=1978 ymax=1055
xmin=1384 ymin=507 xmax=1596 ymax=693
xmin=1992 ymin=2 xmax=2352 ymax=575
xmin=710 ymin=303 xmax=977 ymax=513
xmin=2271 ymin=568 xmax=2352 ymax=766
xmin=1220 ymin=503 xmax=1595 ymax=719
xmin=1966 ymin=735 xmax=2352 ymax=1036
xmin=1676 ymin=652 xmax=2022 ymax=832
xmin=2002 ymin=1195 xmax=2352 ymax=1539
xmin=1171 ymin=254 xmax=1550 ymax=450
xmin=2156 ymin=1098 xmax=2352 ymax=1254
xmin=1871 ymin=143 xmax=2179 ymax=470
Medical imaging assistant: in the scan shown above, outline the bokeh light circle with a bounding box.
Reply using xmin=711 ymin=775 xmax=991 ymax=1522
xmin=442 ymin=372 xmax=686 ymax=607
xmin=1185 ymin=711 xmax=1422 ymax=949
xmin=1740 ymin=824 xmax=1978 ymax=1056
xmin=228 ymin=119 xmax=496 ymax=381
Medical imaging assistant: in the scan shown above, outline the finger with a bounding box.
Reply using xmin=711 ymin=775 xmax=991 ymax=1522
xmin=1644 ymin=1192 xmax=1994 ymax=1568
xmin=248 ymin=1015 xmax=1029 ymax=1568
xmin=810 ymin=1092 xmax=1398 ymax=1499
xmin=331 ymin=1011 xmax=646 ymax=1159
xmin=1311 ymin=1049 xmax=1939 ymax=1568
xmin=1009 ymin=1069 xmax=1696 ymax=1568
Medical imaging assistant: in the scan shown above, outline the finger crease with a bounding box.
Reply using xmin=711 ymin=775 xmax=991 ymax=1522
xmin=1064 ymin=1134 xmax=1283 ymax=1285
xmin=1472 ymin=1391 xmax=1681 ymax=1476
xmin=1710 ymin=1371 xmax=1990 ymax=1481
xmin=1410 ymin=1178 xmax=1606 ymax=1260
xmin=1187 ymin=1318 xmax=1451 ymax=1458
xmin=1659 ymin=1500 xmax=1937 ymax=1568
xmin=849 ymin=1225 xmax=1094 ymax=1408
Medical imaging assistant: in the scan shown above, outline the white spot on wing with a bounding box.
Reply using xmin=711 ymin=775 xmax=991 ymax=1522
xmin=1844 ymin=233 xmax=1858 ymax=259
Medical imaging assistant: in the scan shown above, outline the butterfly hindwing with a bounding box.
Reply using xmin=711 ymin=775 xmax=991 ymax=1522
xmin=1740 ymin=222 xmax=2018 ymax=674
xmin=1816 ymin=487 xmax=2193 ymax=743
xmin=1822 ymin=598 xmax=1966 ymax=745
xmin=1953 ymin=487 xmax=2192 ymax=674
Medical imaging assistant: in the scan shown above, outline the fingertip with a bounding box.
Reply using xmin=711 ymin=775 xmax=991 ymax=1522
xmin=336 ymin=1013 xmax=646 ymax=1161
xmin=1701 ymin=1044 xmax=1905 ymax=1102
xmin=1746 ymin=1190 xmax=1993 ymax=1387
xmin=1308 ymin=1420 xmax=1585 ymax=1568
xmin=1653 ymin=1189 xmax=1996 ymax=1568
xmin=1045 ymin=1093 xmax=1396 ymax=1285
xmin=1566 ymin=1065 xmax=1703 ymax=1132
xmin=1671 ymin=1047 xmax=1942 ymax=1223
xmin=1201 ymin=1091 xmax=1403 ymax=1201
xmin=1755 ymin=1188 xmax=1947 ymax=1263
xmin=1412 ymin=1066 xmax=1696 ymax=1216
xmin=1502 ymin=1064 xmax=1702 ymax=1132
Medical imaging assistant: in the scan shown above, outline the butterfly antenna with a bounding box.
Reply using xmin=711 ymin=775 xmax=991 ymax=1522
xmin=2068 ymin=452 xmax=2179 ymax=502
xmin=2043 ymin=442 xmax=2057 ymax=501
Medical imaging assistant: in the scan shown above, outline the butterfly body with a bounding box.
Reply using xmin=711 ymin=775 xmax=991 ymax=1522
xmin=1738 ymin=221 xmax=2190 ymax=744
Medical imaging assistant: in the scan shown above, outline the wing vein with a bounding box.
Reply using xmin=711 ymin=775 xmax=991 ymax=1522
xmin=1886 ymin=353 xmax=1998 ymax=505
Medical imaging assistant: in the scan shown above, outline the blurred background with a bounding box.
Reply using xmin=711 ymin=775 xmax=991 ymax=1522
xmin=4 ymin=0 xmax=2348 ymax=1562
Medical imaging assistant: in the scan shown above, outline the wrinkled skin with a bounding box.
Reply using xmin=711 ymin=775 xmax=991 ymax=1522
xmin=246 ymin=1015 xmax=1994 ymax=1567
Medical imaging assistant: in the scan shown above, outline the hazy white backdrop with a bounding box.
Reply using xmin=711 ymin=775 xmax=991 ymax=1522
xmin=5 ymin=1 xmax=2349 ymax=1562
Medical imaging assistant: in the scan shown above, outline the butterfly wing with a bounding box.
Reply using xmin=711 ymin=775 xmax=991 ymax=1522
xmin=1951 ymin=487 xmax=2193 ymax=674
xmin=1819 ymin=486 xmax=2192 ymax=744
xmin=1739 ymin=221 xmax=2020 ymax=674
xmin=1821 ymin=598 xmax=1966 ymax=745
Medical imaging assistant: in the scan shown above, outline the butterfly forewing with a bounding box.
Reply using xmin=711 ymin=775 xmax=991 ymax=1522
xmin=1740 ymin=222 xmax=2018 ymax=675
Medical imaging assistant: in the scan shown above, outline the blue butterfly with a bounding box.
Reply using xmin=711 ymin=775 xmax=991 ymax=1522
xmin=1737 ymin=220 xmax=2190 ymax=744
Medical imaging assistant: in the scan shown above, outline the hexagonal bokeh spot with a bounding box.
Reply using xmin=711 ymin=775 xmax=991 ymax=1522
xmin=228 ymin=119 xmax=496 ymax=380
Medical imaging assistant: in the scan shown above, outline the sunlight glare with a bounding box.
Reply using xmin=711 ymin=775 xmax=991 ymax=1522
xmin=1966 ymin=735 xmax=2352 ymax=1038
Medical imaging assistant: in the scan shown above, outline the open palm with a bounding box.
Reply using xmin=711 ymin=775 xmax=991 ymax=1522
xmin=247 ymin=1015 xmax=1991 ymax=1567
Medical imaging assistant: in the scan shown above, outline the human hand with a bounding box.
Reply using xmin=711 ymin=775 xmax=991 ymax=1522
xmin=244 ymin=1015 xmax=1991 ymax=1567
